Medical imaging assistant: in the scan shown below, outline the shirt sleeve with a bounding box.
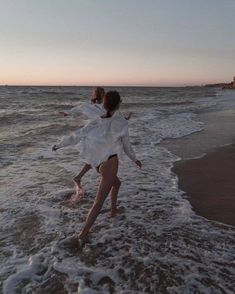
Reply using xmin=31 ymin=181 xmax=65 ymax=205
xmin=55 ymin=128 xmax=82 ymax=149
xmin=67 ymin=102 xmax=104 ymax=118
xmin=121 ymin=130 xmax=136 ymax=161
xmin=67 ymin=104 xmax=83 ymax=117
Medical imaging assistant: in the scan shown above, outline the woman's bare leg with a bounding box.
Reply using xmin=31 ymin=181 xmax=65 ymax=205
xmin=73 ymin=163 xmax=91 ymax=189
xmin=66 ymin=164 xmax=91 ymax=205
xmin=110 ymin=177 xmax=121 ymax=217
xmin=78 ymin=157 xmax=118 ymax=240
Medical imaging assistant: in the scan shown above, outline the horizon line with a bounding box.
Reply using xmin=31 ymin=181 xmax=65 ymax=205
xmin=0 ymin=83 xmax=207 ymax=88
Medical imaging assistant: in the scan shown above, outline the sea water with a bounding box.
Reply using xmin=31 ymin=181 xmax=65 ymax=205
xmin=0 ymin=86 xmax=234 ymax=293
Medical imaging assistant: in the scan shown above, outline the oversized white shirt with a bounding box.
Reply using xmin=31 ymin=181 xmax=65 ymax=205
xmin=66 ymin=102 xmax=104 ymax=119
xmin=55 ymin=104 xmax=136 ymax=167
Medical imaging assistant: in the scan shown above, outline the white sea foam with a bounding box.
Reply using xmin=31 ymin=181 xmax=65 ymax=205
xmin=3 ymin=255 xmax=45 ymax=294
xmin=151 ymin=112 xmax=204 ymax=140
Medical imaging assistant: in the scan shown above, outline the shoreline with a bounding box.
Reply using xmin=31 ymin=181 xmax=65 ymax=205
xmin=172 ymin=144 xmax=235 ymax=226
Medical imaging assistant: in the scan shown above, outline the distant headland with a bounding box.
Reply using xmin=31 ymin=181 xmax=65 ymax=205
xmin=205 ymin=76 xmax=235 ymax=89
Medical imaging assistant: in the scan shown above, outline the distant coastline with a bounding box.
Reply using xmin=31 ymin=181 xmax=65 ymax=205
xmin=205 ymin=76 xmax=235 ymax=89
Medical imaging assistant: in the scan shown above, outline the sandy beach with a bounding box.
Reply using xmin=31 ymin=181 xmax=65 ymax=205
xmin=173 ymin=144 xmax=235 ymax=226
xmin=162 ymin=106 xmax=235 ymax=227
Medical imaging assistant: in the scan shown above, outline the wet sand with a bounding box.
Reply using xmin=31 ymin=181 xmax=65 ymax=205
xmin=173 ymin=144 xmax=235 ymax=226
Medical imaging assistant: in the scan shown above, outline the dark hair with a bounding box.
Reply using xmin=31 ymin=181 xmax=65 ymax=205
xmin=102 ymin=91 xmax=121 ymax=118
xmin=91 ymin=87 xmax=105 ymax=104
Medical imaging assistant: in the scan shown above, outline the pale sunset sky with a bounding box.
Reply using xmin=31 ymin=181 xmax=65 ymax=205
xmin=0 ymin=0 xmax=235 ymax=86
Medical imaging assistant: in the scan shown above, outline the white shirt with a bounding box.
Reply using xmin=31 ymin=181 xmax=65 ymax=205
xmin=56 ymin=104 xmax=136 ymax=167
xmin=66 ymin=102 xmax=104 ymax=119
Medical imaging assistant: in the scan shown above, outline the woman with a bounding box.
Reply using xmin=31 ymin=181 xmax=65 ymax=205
xmin=59 ymin=87 xmax=105 ymax=197
xmin=59 ymin=86 xmax=105 ymax=117
xmin=60 ymin=87 xmax=132 ymax=198
xmin=53 ymin=91 xmax=141 ymax=245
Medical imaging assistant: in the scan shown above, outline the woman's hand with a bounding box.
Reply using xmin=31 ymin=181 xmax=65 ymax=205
xmin=52 ymin=145 xmax=58 ymax=151
xmin=125 ymin=112 xmax=133 ymax=120
xmin=135 ymin=160 xmax=142 ymax=169
xmin=59 ymin=111 xmax=69 ymax=117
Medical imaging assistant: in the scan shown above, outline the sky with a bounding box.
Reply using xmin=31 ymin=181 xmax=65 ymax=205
xmin=0 ymin=0 xmax=235 ymax=86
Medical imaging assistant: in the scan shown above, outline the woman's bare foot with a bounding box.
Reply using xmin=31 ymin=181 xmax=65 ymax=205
xmin=63 ymin=187 xmax=84 ymax=207
xmin=71 ymin=176 xmax=84 ymax=204
xmin=60 ymin=234 xmax=87 ymax=249
xmin=109 ymin=207 xmax=124 ymax=218
xmin=66 ymin=192 xmax=82 ymax=207
xmin=73 ymin=176 xmax=82 ymax=190
xmin=77 ymin=232 xmax=89 ymax=246
xmin=60 ymin=234 xmax=79 ymax=248
xmin=109 ymin=209 xmax=117 ymax=218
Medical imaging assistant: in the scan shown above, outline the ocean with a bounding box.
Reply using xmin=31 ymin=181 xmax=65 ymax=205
xmin=0 ymin=86 xmax=235 ymax=293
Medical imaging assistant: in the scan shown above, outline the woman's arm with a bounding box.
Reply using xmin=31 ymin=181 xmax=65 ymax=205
xmin=121 ymin=134 xmax=142 ymax=168
xmin=59 ymin=103 xmax=104 ymax=118
xmin=121 ymin=134 xmax=136 ymax=161
xmin=52 ymin=128 xmax=82 ymax=151
xmin=120 ymin=121 xmax=142 ymax=168
xmin=59 ymin=111 xmax=69 ymax=117
xmin=59 ymin=104 xmax=83 ymax=117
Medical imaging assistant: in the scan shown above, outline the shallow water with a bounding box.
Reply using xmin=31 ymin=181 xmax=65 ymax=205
xmin=0 ymin=86 xmax=235 ymax=293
